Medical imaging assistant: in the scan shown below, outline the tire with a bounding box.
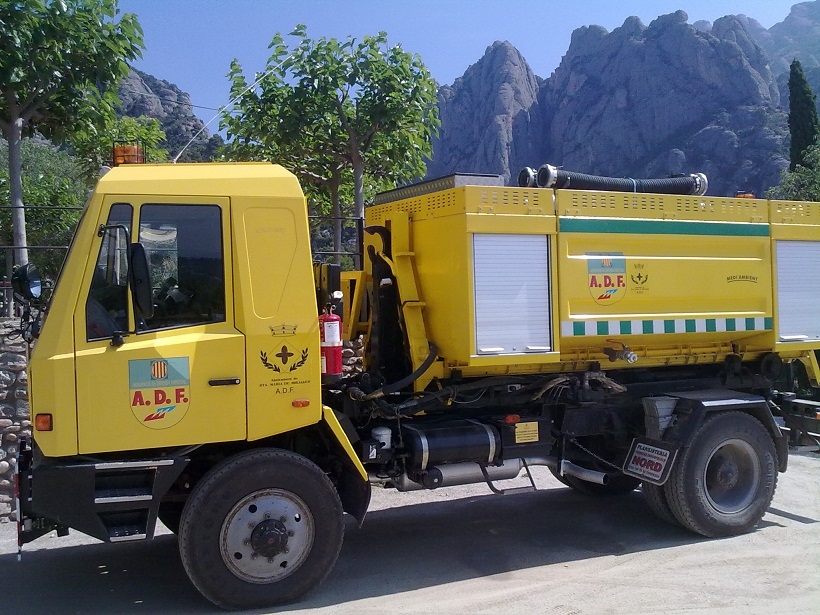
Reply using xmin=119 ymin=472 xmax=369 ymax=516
xmin=549 ymin=466 xmax=640 ymax=496
xmin=664 ymin=411 xmax=777 ymax=537
xmin=642 ymin=483 xmax=681 ymax=527
xmin=178 ymin=449 xmax=344 ymax=610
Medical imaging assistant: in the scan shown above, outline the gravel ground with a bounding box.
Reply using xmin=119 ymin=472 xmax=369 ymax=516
xmin=1 ymin=451 xmax=818 ymax=615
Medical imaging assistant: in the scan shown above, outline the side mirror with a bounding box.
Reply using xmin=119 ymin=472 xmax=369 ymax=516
xmin=11 ymin=263 xmax=42 ymax=302
xmin=129 ymin=243 xmax=154 ymax=319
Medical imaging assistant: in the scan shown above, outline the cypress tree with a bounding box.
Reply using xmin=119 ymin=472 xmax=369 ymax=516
xmin=788 ymin=59 xmax=820 ymax=171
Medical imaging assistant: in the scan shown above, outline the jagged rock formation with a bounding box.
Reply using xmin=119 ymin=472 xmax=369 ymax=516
xmin=430 ymin=4 xmax=819 ymax=197
xmin=539 ymin=12 xmax=786 ymax=196
xmin=755 ymin=1 xmax=820 ymax=75
xmin=427 ymin=42 xmax=545 ymax=180
xmin=118 ymin=69 xmax=223 ymax=162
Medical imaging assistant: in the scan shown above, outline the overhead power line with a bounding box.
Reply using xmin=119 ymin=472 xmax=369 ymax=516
xmin=118 ymin=86 xmax=222 ymax=112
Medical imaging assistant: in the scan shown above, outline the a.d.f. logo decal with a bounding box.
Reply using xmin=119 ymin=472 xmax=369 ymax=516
xmin=129 ymin=358 xmax=191 ymax=429
xmin=588 ymin=253 xmax=627 ymax=305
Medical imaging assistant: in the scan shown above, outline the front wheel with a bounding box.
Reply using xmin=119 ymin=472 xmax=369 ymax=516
xmin=664 ymin=412 xmax=777 ymax=537
xmin=178 ymin=449 xmax=344 ymax=610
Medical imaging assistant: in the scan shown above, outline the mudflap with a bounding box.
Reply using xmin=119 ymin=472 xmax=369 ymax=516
xmin=321 ymin=407 xmax=371 ymax=526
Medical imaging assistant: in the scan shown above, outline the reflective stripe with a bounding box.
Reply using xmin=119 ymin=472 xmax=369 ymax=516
xmin=561 ymin=317 xmax=772 ymax=337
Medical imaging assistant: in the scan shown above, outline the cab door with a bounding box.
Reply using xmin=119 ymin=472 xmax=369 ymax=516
xmin=74 ymin=196 xmax=246 ymax=454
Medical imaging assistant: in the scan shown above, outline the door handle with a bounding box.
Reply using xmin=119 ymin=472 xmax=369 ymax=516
xmin=209 ymin=378 xmax=241 ymax=386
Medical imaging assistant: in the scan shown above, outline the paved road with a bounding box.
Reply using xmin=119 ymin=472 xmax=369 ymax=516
xmin=1 ymin=452 xmax=818 ymax=615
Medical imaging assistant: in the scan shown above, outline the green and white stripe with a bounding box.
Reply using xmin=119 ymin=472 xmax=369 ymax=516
xmin=561 ymin=317 xmax=773 ymax=337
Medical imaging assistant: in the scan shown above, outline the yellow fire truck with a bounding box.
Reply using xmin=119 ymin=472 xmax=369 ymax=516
xmin=11 ymin=161 xmax=820 ymax=609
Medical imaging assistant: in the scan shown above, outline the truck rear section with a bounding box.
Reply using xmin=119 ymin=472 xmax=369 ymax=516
xmin=12 ymin=163 xmax=820 ymax=609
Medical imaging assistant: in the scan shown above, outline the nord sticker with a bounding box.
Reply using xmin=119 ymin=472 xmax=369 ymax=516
xmin=623 ymin=437 xmax=679 ymax=485
xmin=129 ymin=358 xmax=191 ymax=429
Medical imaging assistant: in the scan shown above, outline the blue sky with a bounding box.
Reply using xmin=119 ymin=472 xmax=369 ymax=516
xmin=117 ymin=0 xmax=800 ymax=130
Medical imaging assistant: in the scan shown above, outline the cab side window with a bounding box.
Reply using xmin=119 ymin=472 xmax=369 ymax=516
xmin=140 ymin=204 xmax=225 ymax=330
xmin=86 ymin=203 xmax=132 ymax=341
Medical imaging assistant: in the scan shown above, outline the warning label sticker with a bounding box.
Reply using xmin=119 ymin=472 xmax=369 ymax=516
xmin=515 ymin=422 xmax=539 ymax=444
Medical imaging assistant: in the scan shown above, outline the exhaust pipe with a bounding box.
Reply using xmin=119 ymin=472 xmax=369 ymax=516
xmin=518 ymin=163 xmax=708 ymax=196
xmin=560 ymin=460 xmax=609 ymax=485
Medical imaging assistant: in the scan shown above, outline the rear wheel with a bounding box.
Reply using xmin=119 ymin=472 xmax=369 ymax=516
xmin=642 ymin=483 xmax=680 ymax=527
xmin=179 ymin=449 xmax=344 ymax=610
xmin=664 ymin=412 xmax=777 ymax=537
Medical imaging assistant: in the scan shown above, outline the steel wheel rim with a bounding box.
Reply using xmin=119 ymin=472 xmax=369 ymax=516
xmin=703 ymin=438 xmax=760 ymax=515
xmin=220 ymin=488 xmax=314 ymax=583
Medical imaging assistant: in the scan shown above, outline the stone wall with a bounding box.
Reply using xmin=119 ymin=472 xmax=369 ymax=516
xmin=0 ymin=319 xmax=30 ymax=524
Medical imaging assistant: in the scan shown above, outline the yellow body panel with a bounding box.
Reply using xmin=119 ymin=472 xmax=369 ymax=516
xmin=232 ymin=196 xmax=323 ymax=440
xmin=367 ymin=185 xmax=560 ymax=379
xmin=322 ymin=406 xmax=367 ymax=480
xmin=367 ymin=184 xmax=820 ymax=382
xmin=28 ymin=207 xmax=97 ymax=456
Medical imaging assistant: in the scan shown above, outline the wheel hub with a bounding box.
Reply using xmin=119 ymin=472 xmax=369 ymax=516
xmin=250 ymin=519 xmax=289 ymax=558
xmin=714 ymin=456 xmax=739 ymax=489
xmin=220 ymin=488 xmax=314 ymax=583
xmin=703 ymin=439 xmax=760 ymax=515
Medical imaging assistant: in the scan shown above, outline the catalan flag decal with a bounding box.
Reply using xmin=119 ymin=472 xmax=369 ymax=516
xmin=151 ymin=360 xmax=168 ymax=380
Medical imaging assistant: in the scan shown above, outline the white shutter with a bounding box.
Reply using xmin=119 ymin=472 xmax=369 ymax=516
xmin=473 ymin=234 xmax=551 ymax=354
xmin=776 ymin=240 xmax=820 ymax=340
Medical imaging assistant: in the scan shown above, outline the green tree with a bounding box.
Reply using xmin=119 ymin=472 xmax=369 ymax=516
xmin=0 ymin=139 xmax=86 ymax=285
xmin=70 ymin=115 xmax=168 ymax=183
xmin=788 ymin=59 xmax=820 ymax=171
xmin=767 ymin=143 xmax=820 ymax=202
xmin=0 ymin=0 xmax=143 ymax=266
xmin=222 ymin=26 xmax=439 ymax=261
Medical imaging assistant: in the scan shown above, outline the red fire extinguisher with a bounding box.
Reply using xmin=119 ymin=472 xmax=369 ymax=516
xmin=319 ymin=305 xmax=343 ymax=383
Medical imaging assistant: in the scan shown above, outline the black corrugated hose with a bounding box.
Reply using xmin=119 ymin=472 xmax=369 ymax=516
xmin=518 ymin=164 xmax=708 ymax=196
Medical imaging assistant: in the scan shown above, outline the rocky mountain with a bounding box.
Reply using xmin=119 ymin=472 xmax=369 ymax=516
xmin=750 ymin=1 xmax=820 ymax=75
xmin=118 ymin=69 xmax=223 ymax=162
xmin=426 ymin=42 xmax=545 ymax=180
xmin=431 ymin=3 xmax=820 ymax=197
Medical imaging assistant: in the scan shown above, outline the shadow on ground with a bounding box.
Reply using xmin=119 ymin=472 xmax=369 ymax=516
xmin=4 ymin=484 xmax=789 ymax=614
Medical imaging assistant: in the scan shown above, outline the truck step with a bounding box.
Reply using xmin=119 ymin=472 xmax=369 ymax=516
xmin=94 ymin=487 xmax=153 ymax=505
xmin=107 ymin=524 xmax=148 ymax=542
xmin=480 ymin=460 xmax=538 ymax=496
xmin=493 ymin=486 xmax=537 ymax=496
xmin=94 ymin=459 xmax=175 ymax=471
